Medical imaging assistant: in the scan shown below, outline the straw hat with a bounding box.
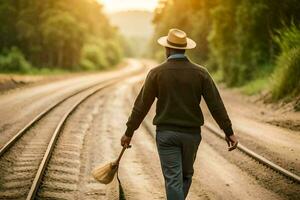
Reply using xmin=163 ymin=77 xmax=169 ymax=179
xmin=158 ymin=28 xmax=196 ymax=50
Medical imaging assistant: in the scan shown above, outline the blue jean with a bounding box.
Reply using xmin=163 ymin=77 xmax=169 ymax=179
xmin=156 ymin=130 xmax=201 ymax=200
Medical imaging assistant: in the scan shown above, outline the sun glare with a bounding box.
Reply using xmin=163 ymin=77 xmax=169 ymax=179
xmin=99 ymin=0 xmax=159 ymax=13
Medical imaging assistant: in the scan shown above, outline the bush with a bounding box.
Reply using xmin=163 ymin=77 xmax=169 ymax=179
xmin=0 ymin=47 xmax=32 ymax=73
xmin=271 ymin=47 xmax=300 ymax=99
xmin=271 ymin=24 xmax=300 ymax=100
xmin=104 ymin=39 xmax=123 ymax=66
xmin=80 ymin=44 xmax=108 ymax=70
xmin=79 ymin=59 xmax=96 ymax=71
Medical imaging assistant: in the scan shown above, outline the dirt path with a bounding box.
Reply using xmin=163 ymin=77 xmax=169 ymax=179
xmin=0 ymin=61 xmax=129 ymax=94
xmin=97 ymin=76 xmax=166 ymax=200
xmin=218 ymin=86 xmax=300 ymax=130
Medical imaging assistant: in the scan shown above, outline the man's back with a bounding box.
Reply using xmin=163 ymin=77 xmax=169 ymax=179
xmin=151 ymin=57 xmax=206 ymax=132
xmin=127 ymin=56 xmax=234 ymax=136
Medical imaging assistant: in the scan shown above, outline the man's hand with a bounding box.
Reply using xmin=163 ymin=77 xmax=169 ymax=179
xmin=225 ymin=134 xmax=238 ymax=151
xmin=121 ymin=134 xmax=132 ymax=148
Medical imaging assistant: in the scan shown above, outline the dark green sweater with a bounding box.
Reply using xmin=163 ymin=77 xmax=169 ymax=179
xmin=125 ymin=57 xmax=233 ymax=137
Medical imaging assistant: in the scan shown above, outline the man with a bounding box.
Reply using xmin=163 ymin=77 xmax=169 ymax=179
xmin=121 ymin=28 xmax=238 ymax=200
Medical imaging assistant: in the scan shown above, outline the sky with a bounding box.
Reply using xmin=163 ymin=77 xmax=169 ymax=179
xmin=99 ymin=0 xmax=159 ymax=13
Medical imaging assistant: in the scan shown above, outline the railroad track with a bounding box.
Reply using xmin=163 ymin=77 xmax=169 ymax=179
xmin=142 ymin=120 xmax=300 ymax=185
xmin=0 ymin=67 xmax=142 ymax=157
xmin=203 ymin=122 xmax=300 ymax=184
xmin=0 ymin=69 xmax=142 ymax=200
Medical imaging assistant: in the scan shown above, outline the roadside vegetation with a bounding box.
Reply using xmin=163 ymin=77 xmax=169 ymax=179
xmin=271 ymin=25 xmax=300 ymax=101
xmin=0 ymin=0 xmax=126 ymax=74
xmin=152 ymin=0 xmax=300 ymax=106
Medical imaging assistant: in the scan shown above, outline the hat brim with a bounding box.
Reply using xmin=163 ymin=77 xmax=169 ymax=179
xmin=157 ymin=36 xmax=196 ymax=50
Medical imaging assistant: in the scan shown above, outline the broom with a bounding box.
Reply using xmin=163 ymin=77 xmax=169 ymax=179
xmin=92 ymin=145 xmax=130 ymax=184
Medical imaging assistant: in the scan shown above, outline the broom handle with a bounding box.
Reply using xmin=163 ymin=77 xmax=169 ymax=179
xmin=115 ymin=145 xmax=130 ymax=164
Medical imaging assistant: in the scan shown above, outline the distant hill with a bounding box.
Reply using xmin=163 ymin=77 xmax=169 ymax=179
xmin=108 ymin=10 xmax=154 ymax=38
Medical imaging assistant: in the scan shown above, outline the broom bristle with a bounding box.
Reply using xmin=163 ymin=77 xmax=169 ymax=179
xmin=92 ymin=161 xmax=118 ymax=184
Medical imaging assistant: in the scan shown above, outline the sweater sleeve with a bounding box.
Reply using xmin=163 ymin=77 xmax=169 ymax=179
xmin=202 ymin=70 xmax=234 ymax=137
xmin=125 ymin=71 xmax=157 ymax=137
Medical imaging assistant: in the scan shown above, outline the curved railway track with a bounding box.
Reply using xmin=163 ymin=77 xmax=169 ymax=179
xmin=0 ymin=70 xmax=142 ymax=200
xmin=203 ymin=122 xmax=300 ymax=184
xmin=26 ymin=81 xmax=119 ymax=200
xmin=0 ymin=68 xmax=142 ymax=157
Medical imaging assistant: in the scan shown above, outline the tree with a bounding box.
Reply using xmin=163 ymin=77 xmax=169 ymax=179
xmin=0 ymin=0 xmax=125 ymax=71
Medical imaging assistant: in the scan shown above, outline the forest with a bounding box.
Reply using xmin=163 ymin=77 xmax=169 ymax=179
xmin=0 ymin=0 xmax=299 ymax=104
xmin=152 ymin=0 xmax=300 ymax=103
xmin=0 ymin=0 xmax=125 ymax=73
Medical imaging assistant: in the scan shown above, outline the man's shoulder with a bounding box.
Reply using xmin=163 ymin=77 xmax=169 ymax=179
xmin=188 ymin=60 xmax=210 ymax=77
xmin=148 ymin=61 xmax=168 ymax=74
xmin=148 ymin=59 xmax=210 ymax=77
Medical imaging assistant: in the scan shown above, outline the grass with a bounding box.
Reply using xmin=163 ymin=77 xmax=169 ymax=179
xmin=271 ymin=48 xmax=300 ymax=100
xmin=27 ymin=68 xmax=70 ymax=75
xmin=240 ymin=77 xmax=270 ymax=95
xmin=211 ymin=70 xmax=223 ymax=83
xmin=0 ymin=63 xmax=120 ymax=76
xmin=211 ymin=68 xmax=270 ymax=96
xmin=0 ymin=68 xmax=71 ymax=77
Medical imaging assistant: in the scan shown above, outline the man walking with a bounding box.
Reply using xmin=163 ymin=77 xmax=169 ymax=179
xmin=121 ymin=28 xmax=238 ymax=200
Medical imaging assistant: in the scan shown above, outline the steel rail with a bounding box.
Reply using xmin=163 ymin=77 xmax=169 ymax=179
xmin=142 ymin=119 xmax=300 ymax=184
xmin=203 ymin=122 xmax=300 ymax=183
xmin=26 ymin=77 xmax=126 ymax=200
xmin=0 ymin=68 xmax=142 ymax=157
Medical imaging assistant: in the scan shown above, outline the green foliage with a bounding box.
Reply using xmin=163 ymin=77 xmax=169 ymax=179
xmin=271 ymin=25 xmax=300 ymax=99
xmin=40 ymin=10 xmax=87 ymax=69
xmin=152 ymin=0 xmax=204 ymax=61
xmin=79 ymin=59 xmax=97 ymax=71
xmin=207 ymin=0 xmax=275 ymax=86
xmin=0 ymin=0 xmax=124 ymax=72
xmin=0 ymin=1 xmax=18 ymax=49
xmin=152 ymin=0 xmax=300 ymax=101
xmin=208 ymin=0 xmax=239 ymax=85
xmin=80 ymin=43 xmax=108 ymax=70
xmin=0 ymin=47 xmax=32 ymax=73
xmin=274 ymin=24 xmax=300 ymax=52
xmin=104 ymin=39 xmax=123 ymax=66
xmin=234 ymin=1 xmax=270 ymax=83
xmin=240 ymin=77 xmax=269 ymax=95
